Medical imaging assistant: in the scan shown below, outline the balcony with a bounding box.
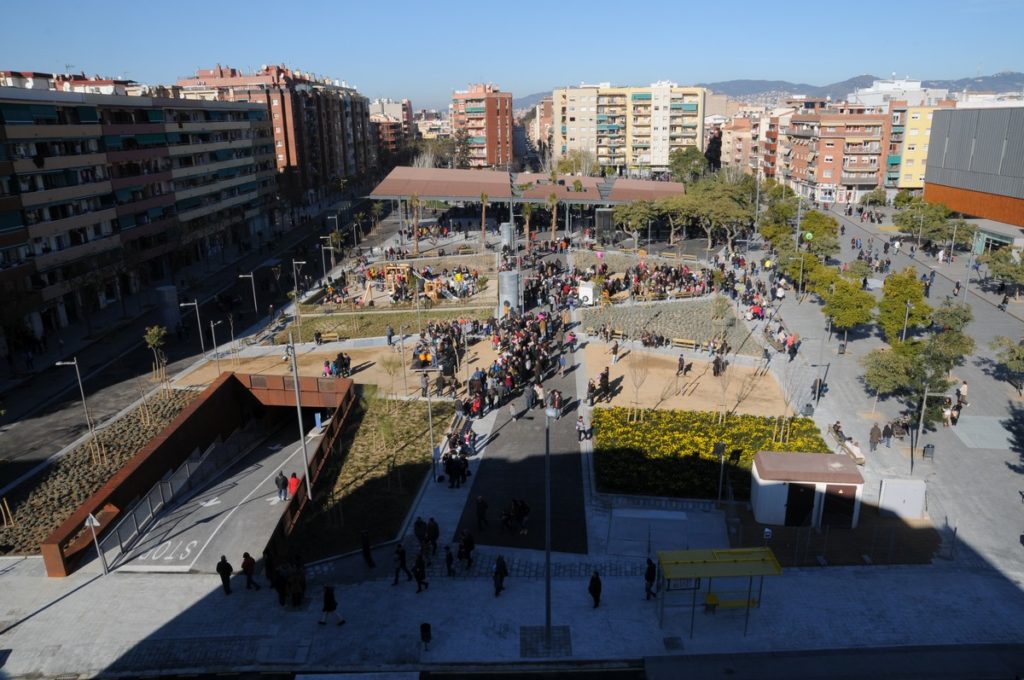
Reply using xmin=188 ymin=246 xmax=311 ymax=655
xmin=20 ymin=180 xmax=113 ymax=209
xmin=887 ymin=154 xmax=902 ymax=165
xmin=789 ymin=127 xmax=815 ymax=138
xmin=844 ymin=144 xmax=881 ymax=154
xmin=841 ymin=174 xmax=880 ymax=186
xmin=34 ymin=235 xmax=121 ymax=269
xmin=3 ymin=124 xmax=102 ymax=140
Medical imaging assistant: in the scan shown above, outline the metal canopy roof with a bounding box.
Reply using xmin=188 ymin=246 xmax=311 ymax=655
xmin=658 ymin=547 xmax=782 ymax=580
xmin=369 ymin=166 xmax=686 ymax=206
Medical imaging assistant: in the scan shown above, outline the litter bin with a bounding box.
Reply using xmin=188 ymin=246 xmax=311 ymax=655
xmin=802 ymin=403 xmax=814 ymax=416
xmin=838 ymin=342 xmax=847 ymax=355
xmin=922 ymin=444 xmax=935 ymax=461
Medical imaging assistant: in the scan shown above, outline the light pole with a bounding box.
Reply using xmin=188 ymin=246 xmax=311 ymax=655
xmin=286 ymin=333 xmax=314 ymax=499
xmin=56 ymin=357 xmax=101 ymax=461
xmin=292 ymin=260 xmax=306 ymax=343
xmin=543 ymin=405 xmax=558 ymax=651
xmin=209 ymin=320 xmax=223 ymax=376
xmin=901 ymin=300 xmax=912 ymax=342
xmin=911 ymin=385 xmax=941 ymax=474
xmin=322 ymin=245 xmax=337 ymax=279
xmin=319 ymin=236 xmax=330 ymax=280
xmin=238 ymin=273 xmax=258 ymax=316
xmin=398 ymin=324 xmax=409 ymax=395
xmin=179 ymin=300 xmax=204 ymax=354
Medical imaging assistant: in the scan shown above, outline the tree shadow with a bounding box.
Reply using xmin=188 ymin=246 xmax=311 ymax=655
xmin=1003 ymin=400 xmax=1024 ymax=474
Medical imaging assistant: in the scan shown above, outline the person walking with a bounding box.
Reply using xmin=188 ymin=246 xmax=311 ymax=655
xmin=241 ymin=552 xmax=261 ymax=591
xmin=444 ymin=546 xmax=455 ymax=576
xmin=426 ymin=518 xmax=440 ymax=555
xmin=287 ymin=473 xmax=301 ymax=500
xmin=386 ymin=324 xmax=394 ymax=346
xmin=476 ymin=496 xmax=489 ymax=531
xmin=869 ymin=423 xmax=882 ymax=453
xmin=413 ymin=552 xmax=430 ymax=593
xmin=318 ymin=585 xmax=345 ymax=626
xmin=644 ymin=558 xmax=657 ymax=600
xmin=957 ymin=380 xmax=969 ymax=407
xmin=216 ymin=555 xmax=234 ymax=595
xmin=576 ymin=415 xmax=586 ymax=442
xmin=360 ymin=530 xmax=376 ymax=568
xmin=493 ymin=555 xmax=509 ymax=597
xmin=392 ymin=544 xmax=413 ymax=585
xmin=420 ymin=372 xmax=429 ymax=398
xmin=588 ymin=571 xmax=602 ymax=608
xmin=275 ymin=472 xmax=288 ymax=501
xmin=882 ymin=422 xmax=893 ymax=449
xmin=610 ymin=340 xmax=619 ymax=364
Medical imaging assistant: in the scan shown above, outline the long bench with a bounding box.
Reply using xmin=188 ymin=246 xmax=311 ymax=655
xmin=317 ymin=331 xmax=343 ymax=343
xmin=704 ymin=593 xmax=759 ymax=613
xmin=671 ymin=338 xmax=700 ymax=351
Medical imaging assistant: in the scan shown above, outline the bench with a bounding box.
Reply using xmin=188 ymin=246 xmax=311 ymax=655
xmin=671 ymin=338 xmax=700 ymax=351
xmin=764 ymin=333 xmax=787 ymax=352
xmin=319 ymin=331 xmax=341 ymax=343
xmin=829 ymin=429 xmax=865 ymax=465
xmin=704 ymin=593 xmax=759 ymax=613
xmin=456 ymin=245 xmax=475 ymax=255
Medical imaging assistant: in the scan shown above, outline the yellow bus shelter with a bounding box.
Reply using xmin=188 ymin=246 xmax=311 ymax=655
xmin=657 ymin=547 xmax=782 ymax=637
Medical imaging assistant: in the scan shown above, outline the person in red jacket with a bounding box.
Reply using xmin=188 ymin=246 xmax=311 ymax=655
xmin=287 ymin=473 xmax=301 ymax=500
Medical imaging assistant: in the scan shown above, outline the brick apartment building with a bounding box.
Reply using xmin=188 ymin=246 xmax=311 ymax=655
xmin=0 ymin=74 xmax=275 ymax=343
xmin=451 ymin=84 xmax=513 ymax=168
xmin=175 ymin=65 xmax=375 ymax=205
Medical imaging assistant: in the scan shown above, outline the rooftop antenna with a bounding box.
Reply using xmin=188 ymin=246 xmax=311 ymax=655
xmin=64 ymin=63 xmax=74 ymax=76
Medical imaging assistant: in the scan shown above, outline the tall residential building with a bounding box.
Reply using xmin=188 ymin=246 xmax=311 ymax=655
xmin=0 ymin=84 xmax=274 ymax=341
xmin=528 ymin=97 xmax=553 ymax=153
xmin=370 ymin=114 xmax=405 ymax=157
xmin=175 ymin=65 xmax=375 ymax=203
xmin=847 ymin=78 xmax=950 ymax=108
xmin=721 ymin=117 xmax=754 ymax=173
xmin=781 ymin=105 xmax=888 ymax=204
xmin=889 ymin=101 xmax=956 ymax=192
xmin=450 ymin=84 xmax=513 ymax=168
xmin=552 ymin=82 xmax=707 ymax=177
xmin=370 ymin=98 xmax=414 ymax=139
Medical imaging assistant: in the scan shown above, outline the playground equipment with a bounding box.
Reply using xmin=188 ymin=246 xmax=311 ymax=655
xmin=384 ymin=264 xmax=412 ymax=294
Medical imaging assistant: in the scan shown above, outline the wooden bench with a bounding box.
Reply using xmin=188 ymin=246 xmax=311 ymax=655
xmin=456 ymin=245 xmax=475 ymax=255
xmin=764 ymin=333 xmax=787 ymax=352
xmin=704 ymin=593 xmax=759 ymax=613
xmin=319 ymin=331 xmax=341 ymax=343
xmin=829 ymin=429 xmax=865 ymax=465
xmin=671 ymin=338 xmax=700 ymax=351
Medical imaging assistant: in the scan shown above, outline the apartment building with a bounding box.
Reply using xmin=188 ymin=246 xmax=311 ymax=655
xmin=721 ymin=117 xmax=754 ymax=174
xmin=781 ymin=106 xmax=888 ymax=204
xmin=370 ymin=114 xmax=405 ymax=157
xmin=450 ymin=84 xmax=513 ymax=168
xmin=176 ymin=65 xmax=375 ymax=203
xmin=847 ymin=78 xmax=949 ymax=108
xmin=369 ymin=98 xmax=414 ymax=139
xmin=552 ymin=82 xmax=706 ymax=177
xmin=528 ymin=96 xmax=553 ymax=152
xmin=0 ymin=84 xmax=274 ymax=341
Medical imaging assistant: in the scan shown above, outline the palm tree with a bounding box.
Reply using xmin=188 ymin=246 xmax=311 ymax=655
xmin=546 ymin=192 xmax=558 ymax=241
xmin=371 ymin=201 xmax=383 ymax=231
xmin=354 ymin=211 xmax=366 ymax=244
xmin=522 ymin=202 xmax=534 ymax=254
xmin=410 ymin=193 xmax=421 ymax=258
xmin=479 ymin=192 xmax=489 ymax=254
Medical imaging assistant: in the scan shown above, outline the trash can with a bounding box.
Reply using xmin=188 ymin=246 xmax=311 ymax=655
xmin=802 ymin=403 xmax=814 ymax=417
xmin=838 ymin=342 xmax=847 ymax=355
xmin=922 ymin=444 xmax=935 ymax=461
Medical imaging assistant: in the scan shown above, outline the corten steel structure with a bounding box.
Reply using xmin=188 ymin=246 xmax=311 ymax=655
xmin=369 ymin=166 xmax=686 ymax=206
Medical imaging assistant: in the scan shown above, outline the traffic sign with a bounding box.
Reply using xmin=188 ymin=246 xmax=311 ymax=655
xmin=804 ymin=232 xmax=814 ymax=241
xmin=85 ymin=513 xmax=100 ymax=528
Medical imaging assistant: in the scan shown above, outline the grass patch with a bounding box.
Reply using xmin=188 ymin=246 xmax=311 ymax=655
xmin=277 ymin=307 xmax=493 ymax=343
xmin=287 ymin=388 xmax=455 ymax=561
xmin=593 ymin=407 xmax=829 ymax=500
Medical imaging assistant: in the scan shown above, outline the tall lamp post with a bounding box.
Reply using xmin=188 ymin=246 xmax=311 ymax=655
xmin=322 ymin=245 xmax=337 ymax=280
xmin=285 ymin=333 xmax=313 ymax=499
xmin=56 ymin=357 xmax=101 ymax=461
xmin=543 ymin=406 xmax=558 ymax=650
xmin=238 ymin=273 xmax=258 ymax=316
xmin=292 ymin=260 xmax=306 ymax=343
xmin=209 ymin=320 xmax=223 ymax=376
xmin=179 ymin=300 xmax=204 ymax=354
xmin=901 ymin=300 xmax=912 ymax=342
xmin=398 ymin=324 xmax=409 ymax=395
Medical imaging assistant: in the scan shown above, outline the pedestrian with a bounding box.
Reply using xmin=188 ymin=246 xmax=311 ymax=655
xmin=610 ymin=340 xmax=619 ymax=364
xmin=413 ymin=552 xmax=429 ymax=593
xmin=644 ymin=558 xmax=657 ymax=600
xmin=869 ymin=423 xmax=881 ymax=453
xmin=957 ymin=381 xmax=969 ymax=407
xmin=942 ymin=403 xmax=953 ymax=427
xmin=576 ymin=415 xmax=586 ymax=442
xmin=414 ymin=516 xmax=428 ymax=553
xmin=275 ymin=471 xmax=288 ymax=501
xmin=241 ymin=552 xmax=261 ymax=591
xmin=493 ymin=555 xmax=509 ymax=597
xmin=392 ymin=544 xmax=413 ymax=584
xmin=287 ymin=472 xmax=300 ymax=500
xmin=882 ymin=422 xmax=893 ymax=448
xmin=426 ymin=518 xmax=440 ymax=555
xmin=216 ymin=555 xmax=233 ymax=595
xmin=421 ymin=372 xmax=429 ymax=398
xmin=677 ymin=354 xmax=686 ymax=376
xmin=476 ymin=496 xmax=489 ymax=531
xmin=509 ymin=400 xmax=519 ymax=422
xmin=318 ymin=585 xmax=345 ymax=626
xmin=360 ymin=530 xmax=376 ymax=568
xmin=588 ymin=571 xmax=602 ymax=608
xmin=386 ymin=324 xmax=394 ymax=346
xmin=444 ymin=546 xmax=455 ymax=576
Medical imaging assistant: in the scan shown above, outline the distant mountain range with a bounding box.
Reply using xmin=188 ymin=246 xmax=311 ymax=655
xmin=511 ymin=72 xmax=1024 ymax=110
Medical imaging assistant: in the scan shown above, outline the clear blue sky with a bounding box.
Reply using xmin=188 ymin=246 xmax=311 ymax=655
xmin=2 ymin=0 xmax=1021 ymax=109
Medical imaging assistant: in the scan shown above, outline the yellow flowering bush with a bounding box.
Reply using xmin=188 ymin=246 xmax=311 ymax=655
xmin=593 ymin=408 xmax=830 ymax=499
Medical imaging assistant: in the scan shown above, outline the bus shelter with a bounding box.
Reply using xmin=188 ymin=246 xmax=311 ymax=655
xmin=657 ymin=547 xmax=782 ymax=637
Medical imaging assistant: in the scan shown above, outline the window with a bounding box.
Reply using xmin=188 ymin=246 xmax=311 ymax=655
xmin=277 ymin=153 xmax=284 ymax=161
xmin=907 ymin=144 xmax=916 ymax=151
xmin=909 ymin=129 xmax=919 ymax=136
xmin=824 ymin=155 xmax=833 ymax=162
xmin=825 ymin=141 xmax=834 ymax=148
xmin=272 ymin=99 xmax=279 ymax=107
xmin=906 ymin=159 xmax=915 ymax=166
xmin=273 ymin=113 xmax=280 ymax=120
xmin=924 ymin=144 xmax=929 ymax=151
xmin=823 ymin=170 xmax=832 ymax=178
xmin=910 ymin=112 xmax=920 ymax=120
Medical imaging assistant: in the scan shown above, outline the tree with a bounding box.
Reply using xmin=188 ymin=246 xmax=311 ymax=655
xmin=668 ymin=146 xmax=707 ymax=184
xmin=521 ymin=202 xmax=533 ymax=254
xmin=991 ymin=336 xmax=1024 ymax=395
xmin=354 ymin=211 xmax=366 ymax=244
xmin=658 ymin=194 xmax=688 ymax=245
xmin=546 ymin=192 xmax=558 ymax=241
xmin=877 ymin=267 xmax=932 ymax=343
xmin=822 ymin=278 xmax=875 ymax=344
xmin=613 ymin=201 xmax=657 ymax=246
xmin=452 ymin=129 xmax=471 ymax=169
xmin=923 ymin=300 xmax=975 ymax=376
xmin=409 ymin=193 xmax=421 ymax=258
xmin=860 ymin=188 xmax=887 ymax=206
xmin=556 ymin=149 xmax=598 ymax=176
xmin=979 ymin=247 xmax=1024 ymax=296
xmin=479 ymin=193 xmax=489 ymax=254
xmin=144 ymin=325 xmax=168 ymax=381
xmin=371 ymin=201 xmax=384 ymax=230
xmin=893 ymin=189 xmax=914 ymax=209
xmin=894 ymin=198 xmax=951 ymax=244
xmin=862 ymin=341 xmax=953 ymax=425
xmin=800 ymin=211 xmax=840 ymax=261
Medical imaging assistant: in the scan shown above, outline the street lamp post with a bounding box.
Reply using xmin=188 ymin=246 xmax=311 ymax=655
xmin=319 ymin=236 xmax=330 ymax=280
xmin=286 ymin=333 xmax=314 ymax=499
xmin=179 ymin=300 xmax=204 ymax=354
xmin=398 ymin=324 xmax=409 ymax=394
xmin=323 ymin=245 xmax=337 ymax=279
xmin=238 ymin=273 xmax=258 ymax=316
xmin=901 ymin=300 xmax=912 ymax=342
xmin=292 ymin=260 xmax=306 ymax=343
xmin=543 ymin=406 xmax=558 ymax=651
xmin=209 ymin=320 xmax=223 ymax=376
xmin=56 ymin=357 xmax=101 ymax=462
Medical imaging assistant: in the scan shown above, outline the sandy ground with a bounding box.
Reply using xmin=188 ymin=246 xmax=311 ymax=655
xmin=581 ymin=343 xmax=789 ymax=417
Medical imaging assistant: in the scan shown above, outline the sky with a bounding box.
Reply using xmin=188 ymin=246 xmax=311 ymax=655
xmin=2 ymin=0 xmax=1022 ymax=109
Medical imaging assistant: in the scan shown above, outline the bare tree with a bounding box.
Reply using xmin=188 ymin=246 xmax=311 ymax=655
xmin=628 ymin=352 xmax=650 ymax=422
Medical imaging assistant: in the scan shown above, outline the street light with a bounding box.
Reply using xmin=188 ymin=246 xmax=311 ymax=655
xmin=55 ymin=357 xmax=101 ymax=463
xmin=398 ymin=324 xmax=409 ymax=395
xmin=209 ymin=320 xmax=223 ymax=376
xmin=901 ymin=300 xmax=912 ymax=342
xmin=292 ymin=260 xmax=306 ymax=343
xmin=285 ymin=334 xmax=314 ymax=499
xmin=322 ymin=245 xmax=337 ymax=281
xmin=179 ymin=300 xmax=204 ymax=354
xmin=238 ymin=273 xmax=258 ymax=316
xmin=543 ymin=405 xmax=559 ymax=651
